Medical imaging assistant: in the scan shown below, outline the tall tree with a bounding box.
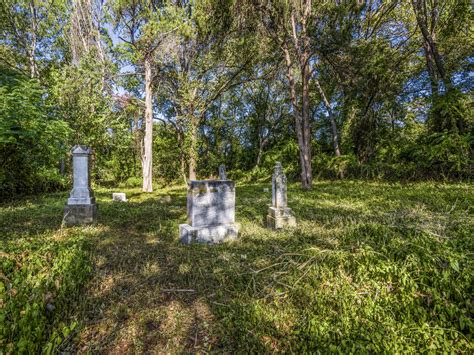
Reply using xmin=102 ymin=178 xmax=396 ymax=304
xmin=0 ymin=0 xmax=67 ymax=77
xmin=411 ymin=0 xmax=471 ymax=133
xmin=231 ymin=0 xmax=318 ymax=188
xmin=156 ymin=0 xmax=255 ymax=180
xmin=111 ymin=0 xmax=182 ymax=191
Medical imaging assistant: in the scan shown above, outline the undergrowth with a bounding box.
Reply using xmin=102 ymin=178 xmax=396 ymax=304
xmin=1 ymin=181 xmax=473 ymax=352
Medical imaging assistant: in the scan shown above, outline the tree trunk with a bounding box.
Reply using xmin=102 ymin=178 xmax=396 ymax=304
xmin=177 ymin=127 xmax=187 ymax=185
xmin=255 ymin=135 xmax=265 ymax=167
xmin=301 ymin=56 xmax=312 ymax=189
xmin=411 ymin=0 xmax=461 ymax=132
xmin=286 ymin=3 xmax=313 ymax=189
xmin=28 ymin=0 xmax=37 ymax=78
xmin=188 ymin=114 xmax=198 ymax=180
xmin=418 ymin=26 xmax=448 ymax=88
xmin=95 ymin=20 xmax=106 ymax=91
xmin=142 ymin=56 xmax=153 ymax=192
xmin=421 ymin=38 xmax=444 ymax=128
xmin=411 ymin=0 xmax=451 ymax=91
xmin=314 ymin=78 xmax=341 ymax=157
xmin=422 ymin=40 xmax=439 ymax=95
xmin=282 ymin=42 xmax=312 ymax=189
xmin=174 ymin=108 xmax=188 ymax=184
xmin=132 ymin=110 xmax=142 ymax=177
xmin=59 ymin=158 xmax=65 ymax=176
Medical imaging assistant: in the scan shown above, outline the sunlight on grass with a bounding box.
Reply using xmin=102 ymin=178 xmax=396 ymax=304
xmin=1 ymin=181 xmax=473 ymax=352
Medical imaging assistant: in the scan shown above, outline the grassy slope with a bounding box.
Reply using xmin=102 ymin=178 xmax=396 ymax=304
xmin=1 ymin=181 xmax=473 ymax=352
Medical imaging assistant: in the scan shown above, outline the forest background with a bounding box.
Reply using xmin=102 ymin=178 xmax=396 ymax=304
xmin=1 ymin=0 xmax=472 ymax=198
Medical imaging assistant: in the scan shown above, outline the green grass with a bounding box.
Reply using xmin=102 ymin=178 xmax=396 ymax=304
xmin=1 ymin=181 xmax=473 ymax=352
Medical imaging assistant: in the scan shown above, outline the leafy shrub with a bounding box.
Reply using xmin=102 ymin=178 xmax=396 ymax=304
xmin=122 ymin=176 xmax=143 ymax=188
xmin=411 ymin=132 xmax=472 ymax=179
xmin=429 ymin=88 xmax=470 ymax=134
xmin=0 ymin=67 xmax=70 ymax=199
xmin=311 ymin=131 xmax=472 ymax=181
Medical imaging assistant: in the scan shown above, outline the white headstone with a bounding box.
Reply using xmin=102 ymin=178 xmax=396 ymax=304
xmin=64 ymin=145 xmax=97 ymax=225
xmin=67 ymin=145 xmax=95 ymax=205
xmin=112 ymin=192 xmax=127 ymax=202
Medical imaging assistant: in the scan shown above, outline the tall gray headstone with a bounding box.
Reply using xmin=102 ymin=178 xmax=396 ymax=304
xmin=179 ymin=180 xmax=239 ymax=244
xmin=63 ymin=146 xmax=97 ymax=225
xmin=266 ymin=162 xmax=296 ymax=229
xmin=219 ymin=164 xmax=227 ymax=180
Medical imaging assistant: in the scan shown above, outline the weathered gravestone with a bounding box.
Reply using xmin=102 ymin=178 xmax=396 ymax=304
xmin=112 ymin=192 xmax=127 ymax=202
xmin=266 ymin=162 xmax=296 ymax=229
xmin=180 ymin=179 xmax=239 ymax=244
xmin=219 ymin=164 xmax=227 ymax=180
xmin=63 ymin=146 xmax=97 ymax=225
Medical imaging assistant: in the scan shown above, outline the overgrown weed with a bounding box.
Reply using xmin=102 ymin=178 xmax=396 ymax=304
xmin=1 ymin=181 xmax=472 ymax=352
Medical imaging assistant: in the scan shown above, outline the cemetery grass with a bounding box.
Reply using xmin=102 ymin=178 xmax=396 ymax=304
xmin=1 ymin=181 xmax=473 ymax=353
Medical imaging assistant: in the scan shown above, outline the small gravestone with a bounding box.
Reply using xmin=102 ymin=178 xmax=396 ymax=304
xmin=219 ymin=164 xmax=227 ymax=180
xmin=179 ymin=179 xmax=239 ymax=244
xmin=263 ymin=188 xmax=269 ymax=192
xmin=112 ymin=192 xmax=127 ymax=202
xmin=266 ymin=162 xmax=296 ymax=229
xmin=64 ymin=146 xmax=97 ymax=225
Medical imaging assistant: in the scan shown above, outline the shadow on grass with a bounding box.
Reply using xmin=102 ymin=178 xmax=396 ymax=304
xmin=2 ymin=182 xmax=471 ymax=352
xmin=72 ymin=186 xmax=392 ymax=352
xmin=72 ymin=182 xmax=473 ymax=352
xmin=0 ymin=192 xmax=68 ymax=241
xmin=75 ymin=192 xmax=315 ymax=352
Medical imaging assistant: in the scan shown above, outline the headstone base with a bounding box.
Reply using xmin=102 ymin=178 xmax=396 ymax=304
xmin=64 ymin=204 xmax=97 ymax=226
xmin=267 ymin=207 xmax=296 ymax=229
xmin=180 ymin=223 xmax=239 ymax=244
